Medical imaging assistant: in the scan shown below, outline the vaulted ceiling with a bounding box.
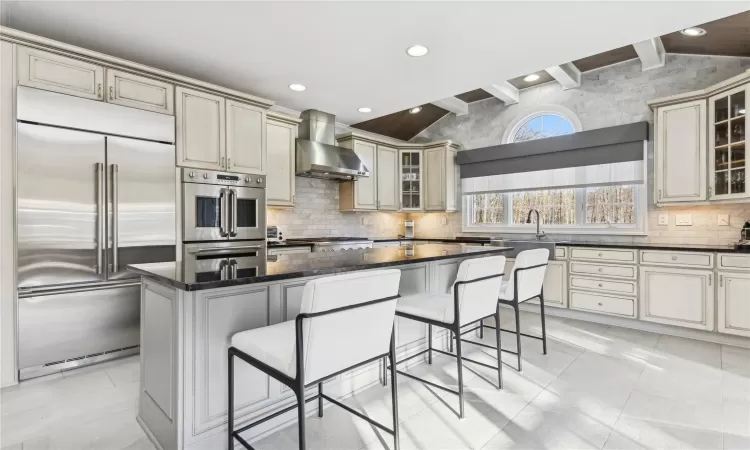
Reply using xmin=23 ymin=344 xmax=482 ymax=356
xmin=351 ymin=9 xmax=750 ymax=141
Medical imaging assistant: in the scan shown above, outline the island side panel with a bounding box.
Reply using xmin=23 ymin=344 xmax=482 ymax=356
xmin=139 ymin=277 xmax=181 ymax=450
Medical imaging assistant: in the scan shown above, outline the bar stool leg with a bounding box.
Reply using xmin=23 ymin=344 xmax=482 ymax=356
xmin=449 ymin=331 xmax=454 ymax=353
xmin=455 ymin=328 xmax=465 ymax=419
xmin=495 ymin=306 xmax=503 ymax=389
xmin=296 ymin=389 xmax=307 ymax=450
xmin=382 ymin=356 xmax=388 ymax=387
xmin=479 ymin=319 xmax=484 ymax=339
xmin=318 ymin=383 xmax=324 ymax=418
xmin=514 ymin=302 xmax=522 ymax=372
xmin=539 ymin=292 xmax=548 ymax=355
xmin=228 ymin=349 xmax=234 ymax=450
xmin=389 ymin=329 xmax=400 ymax=450
xmin=428 ymin=324 xmax=433 ymax=365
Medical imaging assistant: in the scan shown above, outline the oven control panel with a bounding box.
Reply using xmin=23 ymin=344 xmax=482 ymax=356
xmin=182 ymin=168 xmax=266 ymax=188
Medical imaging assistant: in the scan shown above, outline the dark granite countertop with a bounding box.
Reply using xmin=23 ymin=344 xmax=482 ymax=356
xmin=128 ymin=244 xmax=514 ymax=291
xmin=556 ymin=241 xmax=750 ymax=253
xmin=374 ymin=237 xmax=491 ymax=244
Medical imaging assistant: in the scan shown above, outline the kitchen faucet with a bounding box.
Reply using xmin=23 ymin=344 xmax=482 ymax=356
xmin=526 ymin=209 xmax=547 ymax=240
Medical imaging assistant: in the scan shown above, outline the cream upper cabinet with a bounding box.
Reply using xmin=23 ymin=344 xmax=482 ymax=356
xmin=708 ymin=83 xmax=748 ymax=200
xmin=655 ymin=100 xmax=707 ymax=204
xmin=339 ymin=139 xmax=377 ymax=210
xmin=717 ymin=271 xmax=750 ymax=337
xmin=352 ymin=141 xmax=377 ymax=209
xmin=266 ymin=115 xmax=298 ymax=207
xmin=105 ymin=69 xmax=174 ymax=115
xmin=399 ymin=149 xmax=423 ymax=211
xmin=377 ymin=145 xmax=399 ymax=210
xmin=639 ymin=266 xmax=714 ymax=331
xmin=424 ymin=144 xmax=458 ymax=212
xmin=18 ymin=46 xmax=104 ymax=101
xmin=176 ymin=87 xmax=225 ymax=171
xmin=226 ymin=100 xmax=266 ymax=175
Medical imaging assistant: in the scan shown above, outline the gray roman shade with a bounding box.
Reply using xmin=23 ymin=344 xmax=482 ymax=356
xmin=457 ymin=122 xmax=648 ymax=194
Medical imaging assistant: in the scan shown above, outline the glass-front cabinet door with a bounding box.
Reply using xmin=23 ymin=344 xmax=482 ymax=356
xmin=399 ymin=149 xmax=423 ymax=210
xmin=709 ymin=83 xmax=748 ymax=199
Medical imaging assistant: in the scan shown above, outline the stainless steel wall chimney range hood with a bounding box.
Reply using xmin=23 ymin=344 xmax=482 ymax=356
xmin=296 ymin=109 xmax=369 ymax=180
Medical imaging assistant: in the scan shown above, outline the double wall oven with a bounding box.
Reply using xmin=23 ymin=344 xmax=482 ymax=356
xmin=182 ymin=168 xmax=267 ymax=282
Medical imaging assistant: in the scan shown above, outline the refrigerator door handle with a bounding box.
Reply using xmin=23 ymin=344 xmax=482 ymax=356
xmin=230 ymin=189 xmax=238 ymax=237
xmin=96 ymin=162 xmax=105 ymax=275
xmin=111 ymin=164 xmax=119 ymax=273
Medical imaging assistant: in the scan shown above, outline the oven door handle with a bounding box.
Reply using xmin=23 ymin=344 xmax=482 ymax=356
xmin=229 ymin=188 xmax=238 ymax=237
xmin=220 ymin=188 xmax=229 ymax=237
xmin=188 ymin=245 xmax=264 ymax=255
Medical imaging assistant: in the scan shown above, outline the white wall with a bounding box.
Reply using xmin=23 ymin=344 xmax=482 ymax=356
xmin=1 ymin=40 xmax=16 ymax=387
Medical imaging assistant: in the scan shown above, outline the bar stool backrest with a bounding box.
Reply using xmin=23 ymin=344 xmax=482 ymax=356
xmin=452 ymin=255 xmax=506 ymax=325
xmin=298 ymin=269 xmax=401 ymax=383
xmin=506 ymin=248 xmax=549 ymax=303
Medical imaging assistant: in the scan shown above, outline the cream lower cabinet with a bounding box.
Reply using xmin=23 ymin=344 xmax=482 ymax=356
xmin=717 ymin=271 xmax=750 ymax=337
xmin=639 ymin=266 xmax=715 ymax=331
xmin=266 ymin=114 xmax=300 ymax=207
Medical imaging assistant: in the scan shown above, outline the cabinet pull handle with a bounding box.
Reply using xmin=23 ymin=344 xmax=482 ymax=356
xmin=709 ymin=187 xmax=713 ymax=196
xmin=719 ymin=275 xmax=723 ymax=287
xmin=221 ymin=156 xmax=225 ymax=168
xmin=97 ymin=83 xmax=102 ymax=98
xmin=228 ymin=157 xmax=232 ymax=168
xmin=658 ymin=189 xmax=662 ymax=200
xmin=709 ymin=274 xmax=712 ymax=286
xmin=108 ymin=86 xmax=114 ymax=100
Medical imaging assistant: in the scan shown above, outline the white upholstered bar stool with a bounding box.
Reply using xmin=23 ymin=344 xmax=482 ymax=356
xmin=228 ymin=269 xmax=402 ymax=450
xmin=480 ymin=248 xmax=549 ymax=372
xmin=392 ymin=255 xmax=506 ymax=419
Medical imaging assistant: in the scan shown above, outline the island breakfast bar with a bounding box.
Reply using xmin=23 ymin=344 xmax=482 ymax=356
xmin=128 ymin=244 xmax=514 ymax=450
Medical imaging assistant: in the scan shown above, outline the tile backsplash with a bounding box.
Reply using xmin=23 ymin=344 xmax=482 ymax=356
xmin=268 ymin=177 xmax=406 ymax=238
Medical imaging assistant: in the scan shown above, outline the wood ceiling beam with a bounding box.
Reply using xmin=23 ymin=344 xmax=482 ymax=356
xmin=484 ymin=82 xmax=519 ymax=105
xmin=545 ymin=63 xmax=581 ymax=90
xmin=633 ymin=37 xmax=666 ymax=71
xmin=432 ymin=97 xmax=469 ymax=116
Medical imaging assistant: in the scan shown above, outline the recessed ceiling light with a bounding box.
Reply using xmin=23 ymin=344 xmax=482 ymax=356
xmin=409 ymin=107 xmax=422 ymax=114
xmin=680 ymin=27 xmax=707 ymax=36
xmin=523 ymin=74 xmax=540 ymax=82
xmin=289 ymin=83 xmax=306 ymax=92
xmin=406 ymin=45 xmax=429 ymax=57
xmin=358 ymin=107 xmax=372 ymax=113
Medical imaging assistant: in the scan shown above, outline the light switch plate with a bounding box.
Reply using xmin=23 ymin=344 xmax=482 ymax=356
xmin=676 ymin=214 xmax=692 ymax=226
xmin=658 ymin=213 xmax=668 ymax=226
xmin=718 ymin=214 xmax=730 ymax=226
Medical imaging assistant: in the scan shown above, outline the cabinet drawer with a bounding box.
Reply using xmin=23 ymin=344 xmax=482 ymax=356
xmin=570 ymin=247 xmax=636 ymax=263
xmin=569 ymin=261 xmax=637 ymax=279
xmin=640 ymin=250 xmax=713 ymax=268
xmin=718 ymin=253 xmax=750 ymax=271
xmin=569 ymin=276 xmax=637 ymax=296
xmin=570 ymin=290 xmax=635 ymax=317
xmin=554 ymin=247 xmax=567 ymax=260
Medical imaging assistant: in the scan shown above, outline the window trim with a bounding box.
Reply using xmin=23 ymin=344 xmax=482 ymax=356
xmin=462 ymin=185 xmax=648 ymax=236
xmin=501 ymin=105 xmax=583 ymax=144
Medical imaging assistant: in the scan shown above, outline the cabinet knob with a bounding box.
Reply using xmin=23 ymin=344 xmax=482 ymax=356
xmin=671 ymin=256 xmax=677 ymax=261
xmin=598 ymin=302 xmax=603 ymax=306
xmin=97 ymin=83 xmax=102 ymax=98
xmin=598 ymin=252 xmax=603 ymax=257
xmin=109 ymin=86 xmax=114 ymax=100
xmin=598 ymin=268 xmax=603 ymax=272
xmin=598 ymin=283 xmax=603 ymax=287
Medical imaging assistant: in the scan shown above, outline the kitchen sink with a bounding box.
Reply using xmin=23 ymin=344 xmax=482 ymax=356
xmin=489 ymin=239 xmax=557 ymax=259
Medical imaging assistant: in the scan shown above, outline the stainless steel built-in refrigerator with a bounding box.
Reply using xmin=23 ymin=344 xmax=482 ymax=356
xmin=16 ymin=86 xmax=176 ymax=379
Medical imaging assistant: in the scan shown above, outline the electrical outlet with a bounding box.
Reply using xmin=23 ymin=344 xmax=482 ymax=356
xmin=658 ymin=213 xmax=668 ymax=226
xmin=441 ymin=216 xmax=448 ymax=226
xmin=361 ymin=217 xmax=369 ymax=226
xmin=676 ymin=214 xmax=692 ymax=226
xmin=718 ymin=214 xmax=730 ymax=226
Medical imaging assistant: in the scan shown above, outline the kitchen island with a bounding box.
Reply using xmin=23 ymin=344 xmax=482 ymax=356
xmin=129 ymin=244 xmax=513 ymax=450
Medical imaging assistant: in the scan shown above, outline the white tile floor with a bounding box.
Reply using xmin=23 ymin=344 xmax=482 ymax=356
xmin=2 ymin=311 xmax=749 ymax=450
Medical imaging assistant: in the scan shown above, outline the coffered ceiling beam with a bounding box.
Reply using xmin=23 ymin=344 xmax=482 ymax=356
xmin=484 ymin=82 xmax=519 ymax=105
xmin=633 ymin=37 xmax=665 ymax=71
xmin=545 ymin=63 xmax=581 ymax=90
xmin=432 ymin=97 xmax=469 ymax=116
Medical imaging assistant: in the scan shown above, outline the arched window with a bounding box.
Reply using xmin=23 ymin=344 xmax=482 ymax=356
xmin=510 ymin=113 xmax=576 ymax=143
